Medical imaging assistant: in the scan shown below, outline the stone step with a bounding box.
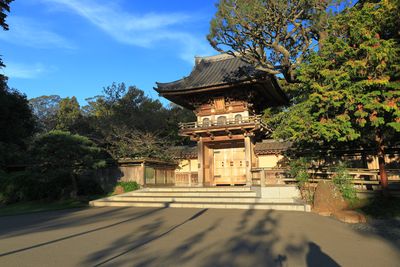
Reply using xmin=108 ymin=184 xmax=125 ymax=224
xmin=142 ymin=186 xmax=252 ymax=192
xmin=108 ymin=195 xmax=299 ymax=203
xmin=124 ymin=191 xmax=258 ymax=197
xmin=89 ymin=200 xmax=310 ymax=212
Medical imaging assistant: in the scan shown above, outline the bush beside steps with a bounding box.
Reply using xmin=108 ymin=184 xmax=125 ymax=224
xmin=112 ymin=181 xmax=139 ymax=195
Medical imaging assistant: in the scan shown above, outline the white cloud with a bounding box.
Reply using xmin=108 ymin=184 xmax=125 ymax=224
xmin=0 ymin=16 xmax=76 ymax=50
xmin=3 ymin=62 xmax=55 ymax=79
xmin=42 ymin=0 xmax=214 ymax=63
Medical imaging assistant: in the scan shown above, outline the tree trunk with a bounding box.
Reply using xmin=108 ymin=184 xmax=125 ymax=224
xmin=318 ymin=30 xmax=328 ymax=50
xmin=70 ymin=173 xmax=78 ymax=199
xmin=376 ymin=131 xmax=389 ymax=196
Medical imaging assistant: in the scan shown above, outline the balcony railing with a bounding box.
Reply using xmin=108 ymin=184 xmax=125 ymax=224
xmin=179 ymin=115 xmax=266 ymax=130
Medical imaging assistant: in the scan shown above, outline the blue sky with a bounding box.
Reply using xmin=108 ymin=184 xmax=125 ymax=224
xmin=1 ymin=0 xmax=219 ymax=105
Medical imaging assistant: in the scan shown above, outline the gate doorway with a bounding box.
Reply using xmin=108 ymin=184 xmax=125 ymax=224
xmin=213 ymin=147 xmax=246 ymax=185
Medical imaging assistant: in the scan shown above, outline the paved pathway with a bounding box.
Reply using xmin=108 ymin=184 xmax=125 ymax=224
xmin=0 ymin=207 xmax=399 ymax=267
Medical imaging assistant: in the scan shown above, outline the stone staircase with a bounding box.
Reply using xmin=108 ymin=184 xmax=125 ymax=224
xmin=90 ymin=186 xmax=311 ymax=212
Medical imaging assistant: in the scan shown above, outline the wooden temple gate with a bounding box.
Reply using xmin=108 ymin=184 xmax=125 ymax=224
xmin=155 ymin=54 xmax=289 ymax=187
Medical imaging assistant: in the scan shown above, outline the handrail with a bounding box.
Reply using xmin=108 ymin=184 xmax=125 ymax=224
xmin=251 ymin=167 xmax=400 ymax=181
xmin=179 ymin=115 xmax=263 ymax=130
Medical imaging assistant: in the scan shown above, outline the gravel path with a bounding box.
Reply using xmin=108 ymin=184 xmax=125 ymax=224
xmin=351 ymin=217 xmax=400 ymax=245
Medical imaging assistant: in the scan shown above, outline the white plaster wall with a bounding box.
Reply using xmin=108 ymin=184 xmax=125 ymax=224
xmin=177 ymin=159 xmax=190 ymax=172
xmin=176 ymin=159 xmax=199 ymax=172
xmin=190 ymin=159 xmax=199 ymax=171
xmin=258 ymin=155 xmax=283 ymax=168
xmin=198 ymin=111 xmax=249 ymax=124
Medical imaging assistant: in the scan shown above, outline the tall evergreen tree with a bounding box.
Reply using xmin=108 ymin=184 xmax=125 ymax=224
xmin=55 ymin=96 xmax=82 ymax=131
xmin=209 ymin=0 xmax=399 ymax=191
xmin=29 ymin=95 xmax=62 ymax=132
xmin=268 ymin=0 xmax=400 ymax=191
xmin=0 ymin=0 xmax=14 ymax=89
xmin=0 ymin=1 xmax=36 ymax=168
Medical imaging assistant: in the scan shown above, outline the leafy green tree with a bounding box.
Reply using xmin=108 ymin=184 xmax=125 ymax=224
xmin=0 ymin=87 xmax=35 ymax=168
xmin=0 ymin=1 xmax=36 ymax=169
xmin=268 ymin=0 xmax=400 ymax=190
xmin=83 ymin=82 xmax=195 ymax=158
xmin=0 ymin=0 xmax=14 ymax=92
xmin=104 ymin=126 xmax=173 ymax=161
xmin=0 ymin=88 xmax=35 ymax=145
xmin=29 ymin=95 xmax=62 ymax=132
xmin=112 ymin=84 xmax=167 ymax=133
xmin=55 ymin=96 xmax=82 ymax=131
xmin=164 ymin=103 xmax=196 ymax=145
xmin=208 ymin=0 xmax=342 ymax=82
xmin=30 ymin=130 xmax=107 ymax=198
xmin=0 ymin=0 xmax=13 ymax=31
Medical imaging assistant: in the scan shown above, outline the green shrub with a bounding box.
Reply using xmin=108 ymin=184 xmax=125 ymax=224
xmin=116 ymin=181 xmax=139 ymax=192
xmin=0 ymin=170 xmax=73 ymax=204
xmin=0 ymin=171 xmax=37 ymax=204
xmin=289 ymin=157 xmax=311 ymax=184
xmin=77 ymin=177 xmax=104 ymax=196
xmin=289 ymin=157 xmax=314 ymax=203
xmin=361 ymin=196 xmax=400 ymax=218
xmin=0 ymin=169 xmax=105 ymax=204
xmin=331 ymin=163 xmax=358 ymax=204
xmin=29 ymin=131 xmax=109 ymax=198
xmin=32 ymin=169 xmax=72 ymax=200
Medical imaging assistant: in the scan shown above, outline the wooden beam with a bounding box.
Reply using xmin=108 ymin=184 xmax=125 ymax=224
xmin=201 ymin=134 xmax=244 ymax=143
xmin=244 ymin=136 xmax=252 ymax=186
xmin=197 ymin=139 xmax=204 ymax=186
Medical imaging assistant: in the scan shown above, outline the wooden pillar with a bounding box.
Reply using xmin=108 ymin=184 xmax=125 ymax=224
xmin=197 ymin=138 xmax=204 ymax=186
xmin=188 ymin=159 xmax=192 ymax=187
xmin=260 ymin=169 xmax=266 ymax=188
xmin=141 ymin=162 xmax=146 ymax=186
xmin=244 ymin=135 xmax=252 ymax=186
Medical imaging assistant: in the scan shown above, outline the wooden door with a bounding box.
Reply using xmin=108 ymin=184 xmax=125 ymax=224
xmin=213 ymin=147 xmax=246 ymax=185
xmin=231 ymin=148 xmax=246 ymax=184
xmin=145 ymin=167 xmax=155 ymax=184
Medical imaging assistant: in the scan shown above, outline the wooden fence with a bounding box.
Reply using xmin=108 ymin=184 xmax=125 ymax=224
xmin=251 ymin=167 xmax=400 ymax=190
xmin=175 ymin=172 xmax=199 ymax=186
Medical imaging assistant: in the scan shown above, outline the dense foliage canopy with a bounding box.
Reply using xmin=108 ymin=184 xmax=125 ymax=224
xmin=30 ymin=130 xmax=107 ymax=198
xmin=28 ymin=83 xmax=195 ymax=161
xmin=271 ymin=0 xmax=400 ymax=142
xmin=0 ymin=87 xmax=35 ymax=168
xmin=211 ymin=0 xmax=400 ymax=189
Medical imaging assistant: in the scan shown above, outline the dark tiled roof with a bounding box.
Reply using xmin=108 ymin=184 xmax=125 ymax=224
xmin=254 ymin=140 xmax=292 ymax=155
xmin=171 ymin=141 xmax=291 ymax=160
xmin=170 ymin=146 xmax=197 ymax=159
xmin=155 ymin=54 xmax=264 ymax=92
xmin=118 ymin=158 xmax=177 ymax=166
xmin=154 ymin=54 xmax=289 ymax=110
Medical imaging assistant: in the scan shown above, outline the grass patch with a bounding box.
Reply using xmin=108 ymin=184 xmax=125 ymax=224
xmin=359 ymin=196 xmax=400 ymax=218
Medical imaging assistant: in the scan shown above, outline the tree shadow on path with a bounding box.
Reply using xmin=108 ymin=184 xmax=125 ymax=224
xmin=0 ymin=207 xmax=165 ymax=257
xmin=90 ymin=208 xmax=209 ymax=267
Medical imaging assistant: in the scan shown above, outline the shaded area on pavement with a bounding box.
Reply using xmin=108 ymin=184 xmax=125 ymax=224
xmin=0 ymin=207 xmax=398 ymax=267
xmin=0 ymin=207 xmax=165 ymax=257
xmin=87 ymin=209 xmax=341 ymax=267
